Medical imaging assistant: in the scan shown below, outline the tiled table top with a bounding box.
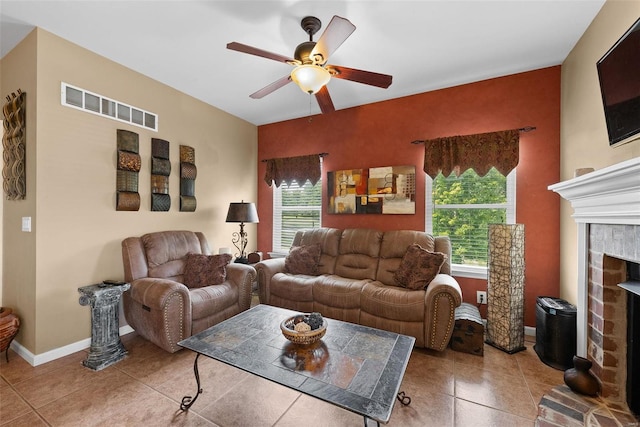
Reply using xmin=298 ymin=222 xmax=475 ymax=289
xmin=178 ymin=304 xmax=415 ymax=424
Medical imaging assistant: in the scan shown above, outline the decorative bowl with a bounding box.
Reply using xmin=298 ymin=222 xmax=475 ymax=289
xmin=280 ymin=316 xmax=327 ymax=345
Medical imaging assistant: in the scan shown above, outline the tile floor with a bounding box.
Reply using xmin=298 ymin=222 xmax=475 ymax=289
xmin=0 ymin=326 xmax=562 ymax=426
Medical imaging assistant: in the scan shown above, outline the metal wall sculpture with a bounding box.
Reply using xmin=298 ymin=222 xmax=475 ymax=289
xmin=327 ymin=165 xmax=415 ymax=214
xmin=115 ymin=129 xmax=141 ymax=211
xmin=2 ymin=90 xmax=26 ymax=200
xmin=179 ymin=145 xmax=196 ymax=212
xmin=485 ymin=223 xmax=526 ymax=353
xmin=151 ymin=138 xmax=171 ymax=211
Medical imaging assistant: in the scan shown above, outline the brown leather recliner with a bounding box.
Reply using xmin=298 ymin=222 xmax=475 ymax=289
xmin=121 ymin=230 xmax=255 ymax=353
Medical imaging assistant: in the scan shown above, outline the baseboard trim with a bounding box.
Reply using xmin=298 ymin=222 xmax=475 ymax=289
xmin=9 ymin=325 xmax=135 ymax=367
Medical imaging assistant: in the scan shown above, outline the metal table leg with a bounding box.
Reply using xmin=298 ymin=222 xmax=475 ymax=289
xmin=362 ymin=391 xmax=411 ymax=426
xmin=180 ymin=353 xmax=203 ymax=411
xmin=397 ymin=391 xmax=412 ymax=406
xmin=363 ymin=416 xmax=380 ymax=427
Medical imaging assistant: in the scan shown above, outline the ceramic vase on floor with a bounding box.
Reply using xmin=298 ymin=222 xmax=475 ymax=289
xmin=0 ymin=307 xmax=20 ymax=362
xmin=564 ymin=355 xmax=600 ymax=396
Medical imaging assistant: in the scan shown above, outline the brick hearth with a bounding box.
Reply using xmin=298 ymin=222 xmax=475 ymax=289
xmin=588 ymin=224 xmax=639 ymax=403
xmin=537 ymin=385 xmax=638 ymax=427
xmin=543 ymin=158 xmax=640 ymax=427
xmin=536 ymin=224 xmax=640 ymax=427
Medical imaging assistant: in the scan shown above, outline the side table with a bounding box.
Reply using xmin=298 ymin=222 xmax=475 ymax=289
xmin=78 ymin=282 xmax=130 ymax=370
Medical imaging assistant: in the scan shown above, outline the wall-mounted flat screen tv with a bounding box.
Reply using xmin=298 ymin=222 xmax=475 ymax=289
xmin=596 ymin=17 xmax=640 ymax=147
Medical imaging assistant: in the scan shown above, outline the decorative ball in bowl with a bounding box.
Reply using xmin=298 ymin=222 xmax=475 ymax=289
xmin=281 ymin=312 xmax=327 ymax=345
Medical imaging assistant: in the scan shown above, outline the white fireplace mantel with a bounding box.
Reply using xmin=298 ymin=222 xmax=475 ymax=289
xmin=548 ymin=157 xmax=640 ymax=225
xmin=548 ymin=156 xmax=640 ymax=356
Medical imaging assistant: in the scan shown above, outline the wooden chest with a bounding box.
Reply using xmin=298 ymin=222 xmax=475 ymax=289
xmin=450 ymin=302 xmax=484 ymax=356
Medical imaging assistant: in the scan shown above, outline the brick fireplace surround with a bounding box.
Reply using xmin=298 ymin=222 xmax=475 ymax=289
xmin=539 ymin=157 xmax=640 ymax=427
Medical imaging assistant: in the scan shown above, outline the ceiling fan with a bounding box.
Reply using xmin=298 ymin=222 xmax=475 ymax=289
xmin=227 ymin=15 xmax=393 ymax=114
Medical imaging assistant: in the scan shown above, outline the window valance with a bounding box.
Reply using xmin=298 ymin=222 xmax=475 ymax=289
xmin=420 ymin=129 xmax=520 ymax=179
xmin=263 ymin=154 xmax=323 ymax=188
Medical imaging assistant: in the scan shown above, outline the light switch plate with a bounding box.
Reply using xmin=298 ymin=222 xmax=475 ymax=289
xmin=22 ymin=216 xmax=31 ymax=232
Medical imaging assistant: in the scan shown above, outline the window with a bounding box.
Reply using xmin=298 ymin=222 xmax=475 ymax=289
xmin=425 ymin=167 xmax=516 ymax=279
xmin=272 ymin=179 xmax=322 ymax=255
xmin=61 ymin=82 xmax=158 ymax=131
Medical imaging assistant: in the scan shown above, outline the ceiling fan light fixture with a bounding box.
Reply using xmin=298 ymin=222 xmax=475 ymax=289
xmin=290 ymin=65 xmax=331 ymax=94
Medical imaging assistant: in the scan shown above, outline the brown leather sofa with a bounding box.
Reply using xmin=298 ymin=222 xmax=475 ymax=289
xmin=255 ymin=228 xmax=463 ymax=351
xmin=121 ymin=230 xmax=255 ymax=352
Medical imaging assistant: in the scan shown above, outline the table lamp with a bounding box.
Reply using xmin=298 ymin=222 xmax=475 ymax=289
xmin=225 ymin=201 xmax=259 ymax=263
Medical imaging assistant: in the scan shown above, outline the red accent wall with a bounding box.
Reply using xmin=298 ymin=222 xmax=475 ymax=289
xmin=257 ymin=66 xmax=561 ymax=327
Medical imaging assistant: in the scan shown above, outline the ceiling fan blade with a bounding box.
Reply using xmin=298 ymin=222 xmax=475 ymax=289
xmin=315 ymin=86 xmax=335 ymax=114
xmin=310 ymin=16 xmax=356 ymax=64
xmin=227 ymin=42 xmax=296 ymax=64
xmin=327 ymin=65 xmax=393 ymax=89
xmin=250 ymin=75 xmax=293 ymax=99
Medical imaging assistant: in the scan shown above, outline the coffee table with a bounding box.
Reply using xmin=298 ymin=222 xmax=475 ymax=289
xmin=178 ymin=304 xmax=415 ymax=426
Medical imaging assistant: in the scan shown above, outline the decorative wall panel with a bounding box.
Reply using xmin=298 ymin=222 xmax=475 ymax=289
xmin=179 ymin=145 xmax=196 ymax=212
xmin=2 ymin=90 xmax=27 ymax=200
xmin=116 ymin=130 xmax=140 ymax=211
xmin=151 ymin=138 xmax=171 ymax=211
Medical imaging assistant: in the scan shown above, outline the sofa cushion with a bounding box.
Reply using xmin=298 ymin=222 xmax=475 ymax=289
xmin=334 ymin=229 xmax=383 ymax=280
xmin=313 ymin=275 xmax=368 ymax=309
xmin=377 ymin=230 xmax=437 ymax=286
xmin=268 ymin=272 xmax=318 ymax=311
xmin=359 ymin=281 xmax=427 ymax=348
xmin=394 ymin=244 xmax=446 ymax=290
xmin=183 ymin=253 xmax=232 ymax=288
xmin=291 ymin=228 xmax=342 ymax=275
xmin=361 ymin=281 xmax=426 ymax=322
xmin=285 ymin=244 xmax=321 ymax=275
xmin=190 ymin=281 xmax=238 ymax=320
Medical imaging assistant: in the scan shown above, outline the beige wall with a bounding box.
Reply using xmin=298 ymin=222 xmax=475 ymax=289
xmin=1 ymin=28 xmax=257 ymax=355
xmin=0 ymin=30 xmax=38 ymax=351
xmin=559 ymin=0 xmax=640 ymax=304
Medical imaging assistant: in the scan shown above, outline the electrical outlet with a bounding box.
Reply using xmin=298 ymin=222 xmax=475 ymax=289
xmin=477 ymin=291 xmax=487 ymax=304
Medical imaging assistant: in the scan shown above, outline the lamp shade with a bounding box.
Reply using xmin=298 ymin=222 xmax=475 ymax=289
xmin=226 ymin=202 xmax=259 ymax=223
xmin=290 ymin=65 xmax=331 ymax=94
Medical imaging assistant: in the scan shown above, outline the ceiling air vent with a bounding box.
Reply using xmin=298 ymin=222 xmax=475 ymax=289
xmin=60 ymin=82 xmax=158 ymax=131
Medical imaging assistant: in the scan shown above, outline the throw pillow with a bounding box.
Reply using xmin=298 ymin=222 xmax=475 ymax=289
xmin=394 ymin=244 xmax=447 ymax=290
xmin=183 ymin=253 xmax=232 ymax=288
xmin=284 ymin=244 xmax=321 ymax=275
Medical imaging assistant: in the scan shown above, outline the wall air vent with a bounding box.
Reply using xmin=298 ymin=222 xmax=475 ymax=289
xmin=61 ymin=82 xmax=158 ymax=131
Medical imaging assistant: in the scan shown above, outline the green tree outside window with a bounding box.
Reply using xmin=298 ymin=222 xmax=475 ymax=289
xmin=432 ymin=167 xmax=509 ymax=266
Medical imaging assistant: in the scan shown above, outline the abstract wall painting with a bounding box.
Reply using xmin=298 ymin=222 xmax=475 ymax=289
xmin=327 ymin=165 xmax=415 ymax=214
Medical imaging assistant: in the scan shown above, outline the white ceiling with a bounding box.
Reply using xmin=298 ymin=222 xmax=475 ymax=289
xmin=1 ymin=1 xmax=605 ymax=126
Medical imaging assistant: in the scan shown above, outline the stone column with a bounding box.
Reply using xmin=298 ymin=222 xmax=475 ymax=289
xmin=78 ymin=283 xmax=130 ymax=370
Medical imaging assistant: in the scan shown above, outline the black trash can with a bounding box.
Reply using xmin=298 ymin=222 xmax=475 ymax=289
xmin=534 ymin=296 xmax=577 ymax=370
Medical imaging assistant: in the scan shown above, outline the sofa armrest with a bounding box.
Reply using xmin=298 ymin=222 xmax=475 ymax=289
xmin=424 ymin=274 xmax=463 ymax=351
xmin=123 ymin=277 xmax=192 ymax=353
xmin=254 ymin=258 xmax=286 ymax=305
xmin=225 ymin=263 xmax=256 ymax=312
xmin=128 ymin=277 xmax=191 ymax=310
